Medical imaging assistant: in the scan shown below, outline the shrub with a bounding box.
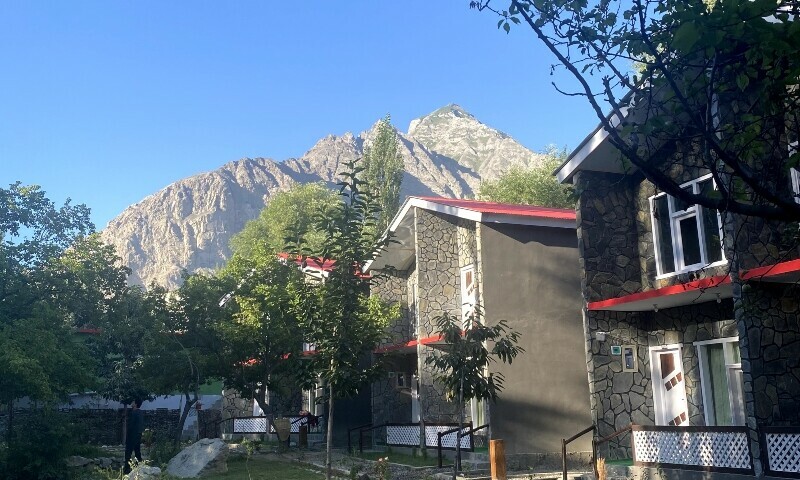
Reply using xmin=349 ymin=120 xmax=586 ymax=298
xmin=0 ymin=409 xmax=75 ymax=480
xmin=147 ymin=437 xmax=181 ymax=467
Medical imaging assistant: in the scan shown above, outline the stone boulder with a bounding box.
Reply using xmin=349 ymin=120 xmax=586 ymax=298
xmin=166 ymin=438 xmax=228 ymax=478
xmin=127 ymin=465 xmax=161 ymax=480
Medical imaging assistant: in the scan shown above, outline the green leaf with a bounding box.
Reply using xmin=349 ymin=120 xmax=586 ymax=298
xmin=672 ymin=22 xmax=700 ymax=51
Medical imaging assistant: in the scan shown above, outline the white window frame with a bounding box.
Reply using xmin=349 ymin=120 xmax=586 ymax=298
xmin=694 ymin=337 xmax=745 ymax=426
xmin=650 ymin=174 xmax=727 ymax=278
xmin=460 ymin=264 xmax=476 ymax=323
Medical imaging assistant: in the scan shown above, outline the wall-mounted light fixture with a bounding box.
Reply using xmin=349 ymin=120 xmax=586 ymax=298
xmin=716 ymin=293 xmax=722 ymax=304
xmin=595 ymin=331 xmax=607 ymax=342
xmin=653 ymin=304 xmax=659 ymax=313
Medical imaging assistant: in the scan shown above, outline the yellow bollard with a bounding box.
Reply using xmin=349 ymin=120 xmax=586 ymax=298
xmin=490 ymin=439 xmax=507 ymax=480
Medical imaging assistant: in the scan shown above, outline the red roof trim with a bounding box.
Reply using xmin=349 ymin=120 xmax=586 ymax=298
xmin=374 ymin=335 xmax=444 ymax=354
xmin=741 ymin=258 xmax=800 ymax=281
xmin=414 ymin=197 xmax=576 ymax=221
xmin=587 ymin=259 xmax=800 ymax=311
xmin=587 ymin=275 xmax=730 ymax=310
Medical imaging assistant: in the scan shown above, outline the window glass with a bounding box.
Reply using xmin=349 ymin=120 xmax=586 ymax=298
xmin=699 ymin=179 xmax=723 ymax=263
xmin=673 ymin=186 xmax=693 ymax=212
xmin=679 ymin=216 xmax=702 ymax=266
xmin=707 ymin=344 xmax=732 ymax=426
xmin=653 ymin=196 xmax=675 ymax=274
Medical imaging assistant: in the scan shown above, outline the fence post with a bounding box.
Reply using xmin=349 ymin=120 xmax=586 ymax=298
xmin=438 ymin=432 xmax=443 ymax=468
xmin=490 ymin=439 xmax=506 ymax=480
xmin=562 ymin=438 xmax=568 ymax=480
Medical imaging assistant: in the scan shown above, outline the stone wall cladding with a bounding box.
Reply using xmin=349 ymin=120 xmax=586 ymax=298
xmin=574 ymin=171 xmax=642 ymax=302
xmin=587 ymin=301 xmax=737 ymax=459
xmin=371 ymin=269 xmax=414 ymax=346
xmin=414 ymin=208 xmax=466 ymax=423
xmin=575 ymin=152 xmax=800 ymax=467
xmin=739 ymin=282 xmax=800 ymax=425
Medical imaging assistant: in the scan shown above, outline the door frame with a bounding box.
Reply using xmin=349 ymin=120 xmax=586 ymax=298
xmin=649 ymin=343 xmax=689 ymax=426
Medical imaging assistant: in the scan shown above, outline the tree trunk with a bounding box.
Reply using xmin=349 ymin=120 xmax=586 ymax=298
xmin=122 ymin=404 xmax=128 ymax=446
xmin=176 ymin=391 xmax=198 ymax=443
xmin=326 ymin=383 xmax=335 ymax=480
xmin=454 ymin=371 xmax=464 ymax=480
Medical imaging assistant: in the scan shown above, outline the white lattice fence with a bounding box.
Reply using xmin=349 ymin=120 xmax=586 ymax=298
xmin=384 ymin=424 xmax=472 ymax=450
xmin=425 ymin=425 xmax=472 ymax=450
xmin=387 ymin=425 xmax=420 ymax=446
xmin=632 ymin=427 xmax=751 ymax=472
xmin=765 ymin=430 xmax=800 ymax=475
xmin=233 ymin=417 xmax=268 ymax=433
xmin=268 ymin=416 xmax=307 ymax=434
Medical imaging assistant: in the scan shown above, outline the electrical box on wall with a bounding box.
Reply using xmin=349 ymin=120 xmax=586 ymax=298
xmin=622 ymin=345 xmax=637 ymax=372
xmin=611 ymin=345 xmax=622 ymax=355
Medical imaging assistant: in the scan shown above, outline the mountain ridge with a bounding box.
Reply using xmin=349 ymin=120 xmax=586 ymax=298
xmin=100 ymin=105 xmax=547 ymax=288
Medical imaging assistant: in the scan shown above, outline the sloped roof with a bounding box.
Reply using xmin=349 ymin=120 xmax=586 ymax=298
xmin=366 ymin=196 xmax=576 ymax=271
xmin=413 ymin=196 xmax=576 ymax=221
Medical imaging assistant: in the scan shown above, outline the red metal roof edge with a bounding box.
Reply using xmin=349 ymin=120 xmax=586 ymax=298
xmin=374 ymin=334 xmax=444 ymax=354
xmin=587 ymin=259 xmax=800 ymax=311
xmin=588 ymin=275 xmax=730 ymax=310
xmin=413 ymin=196 xmax=576 ymax=220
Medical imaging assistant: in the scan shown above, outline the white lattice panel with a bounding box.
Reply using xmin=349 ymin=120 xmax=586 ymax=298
xmin=387 ymin=425 xmax=420 ymax=446
xmin=269 ymin=416 xmax=307 ymax=433
xmin=233 ymin=417 xmax=268 ymax=433
xmin=425 ymin=425 xmax=472 ymax=449
xmin=766 ymin=432 xmax=800 ymax=473
xmin=633 ymin=430 xmax=750 ymax=470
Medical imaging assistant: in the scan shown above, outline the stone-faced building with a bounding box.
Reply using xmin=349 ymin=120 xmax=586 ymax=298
xmin=365 ymin=196 xmax=592 ymax=457
xmin=556 ymin=122 xmax=800 ymax=475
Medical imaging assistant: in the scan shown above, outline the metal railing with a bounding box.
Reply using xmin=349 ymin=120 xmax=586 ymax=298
xmin=593 ymin=424 xmax=632 ymax=478
xmin=437 ymin=423 xmax=487 ymax=468
xmin=561 ymin=425 xmax=595 ymax=480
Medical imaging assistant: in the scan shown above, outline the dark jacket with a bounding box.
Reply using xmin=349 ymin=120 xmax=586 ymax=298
xmin=127 ymin=409 xmax=144 ymax=443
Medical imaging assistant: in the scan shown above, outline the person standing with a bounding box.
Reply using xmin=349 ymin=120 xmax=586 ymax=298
xmin=124 ymin=398 xmax=145 ymax=474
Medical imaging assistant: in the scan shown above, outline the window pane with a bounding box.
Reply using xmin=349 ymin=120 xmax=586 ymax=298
xmin=699 ymin=179 xmax=723 ymax=263
xmin=653 ymin=196 xmax=675 ymax=274
xmin=679 ymin=216 xmax=702 ymax=266
xmin=707 ymin=344 xmax=732 ymax=426
xmin=728 ymin=367 xmax=746 ymax=426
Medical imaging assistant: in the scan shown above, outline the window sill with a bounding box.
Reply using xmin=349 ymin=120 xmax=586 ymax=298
xmin=655 ymin=260 xmax=729 ymax=281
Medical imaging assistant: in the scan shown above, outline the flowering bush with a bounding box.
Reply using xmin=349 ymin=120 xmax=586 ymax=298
xmin=374 ymin=457 xmax=391 ymax=480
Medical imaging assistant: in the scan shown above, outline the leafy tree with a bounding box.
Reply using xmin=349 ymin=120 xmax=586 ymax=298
xmin=216 ymin=254 xmax=309 ymax=416
xmin=478 ymin=146 xmax=573 ymax=207
xmin=290 ymin=160 xmax=398 ymax=480
xmin=229 ymin=183 xmax=340 ymax=259
xmin=425 ymin=309 xmax=523 ymax=478
xmin=143 ymin=273 xmax=225 ymax=442
xmin=363 ymin=115 xmax=404 ymax=234
xmin=0 ymin=183 xmax=96 ymax=438
xmin=474 ymin=0 xmax=800 ymax=221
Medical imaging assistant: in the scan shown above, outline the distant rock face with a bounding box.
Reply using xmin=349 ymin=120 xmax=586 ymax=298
xmin=101 ymin=104 xmax=544 ymax=288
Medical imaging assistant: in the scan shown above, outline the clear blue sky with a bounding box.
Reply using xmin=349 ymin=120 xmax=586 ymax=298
xmin=1 ymin=1 xmax=601 ymax=229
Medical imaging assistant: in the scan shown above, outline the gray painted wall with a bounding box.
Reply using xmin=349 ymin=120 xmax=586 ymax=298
xmin=480 ymin=223 xmax=592 ymax=453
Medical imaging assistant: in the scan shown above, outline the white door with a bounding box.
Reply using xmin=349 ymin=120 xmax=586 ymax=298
xmin=650 ymin=345 xmax=689 ymax=426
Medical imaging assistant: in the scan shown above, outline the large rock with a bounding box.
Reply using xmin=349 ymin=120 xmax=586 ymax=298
xmin=127 ymin=465 xmax=161 ymax=480
xmin=166 ymin=438 xmax=228 ymax=478
xmin=100 ymin=104 xmax=541 ymax=289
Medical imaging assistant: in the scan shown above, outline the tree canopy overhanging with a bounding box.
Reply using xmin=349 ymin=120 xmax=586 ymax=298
xmin=474 ymin=0 xmax=800 ymax=221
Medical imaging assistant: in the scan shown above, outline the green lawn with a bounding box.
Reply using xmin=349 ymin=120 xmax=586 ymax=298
xmin=352 ymin=451 xmax=445 ymax=467
xmin=192 ymin=457 xmax=326 ymax=480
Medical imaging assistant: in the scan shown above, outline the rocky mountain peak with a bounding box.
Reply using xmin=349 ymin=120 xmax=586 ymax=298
xmin=101 ymin=104 xmax=547 ymax=288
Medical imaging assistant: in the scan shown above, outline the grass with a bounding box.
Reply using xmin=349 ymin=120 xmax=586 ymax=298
xmin=79 ymin=457 xmax=326 ymax=480
xmin=604 ymin=458 xmax=633 ymax=466
xmin=205 ymin=457 xmax=327 ymax=479
xmin=352 ymin=450 xmax=445 ymax=467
